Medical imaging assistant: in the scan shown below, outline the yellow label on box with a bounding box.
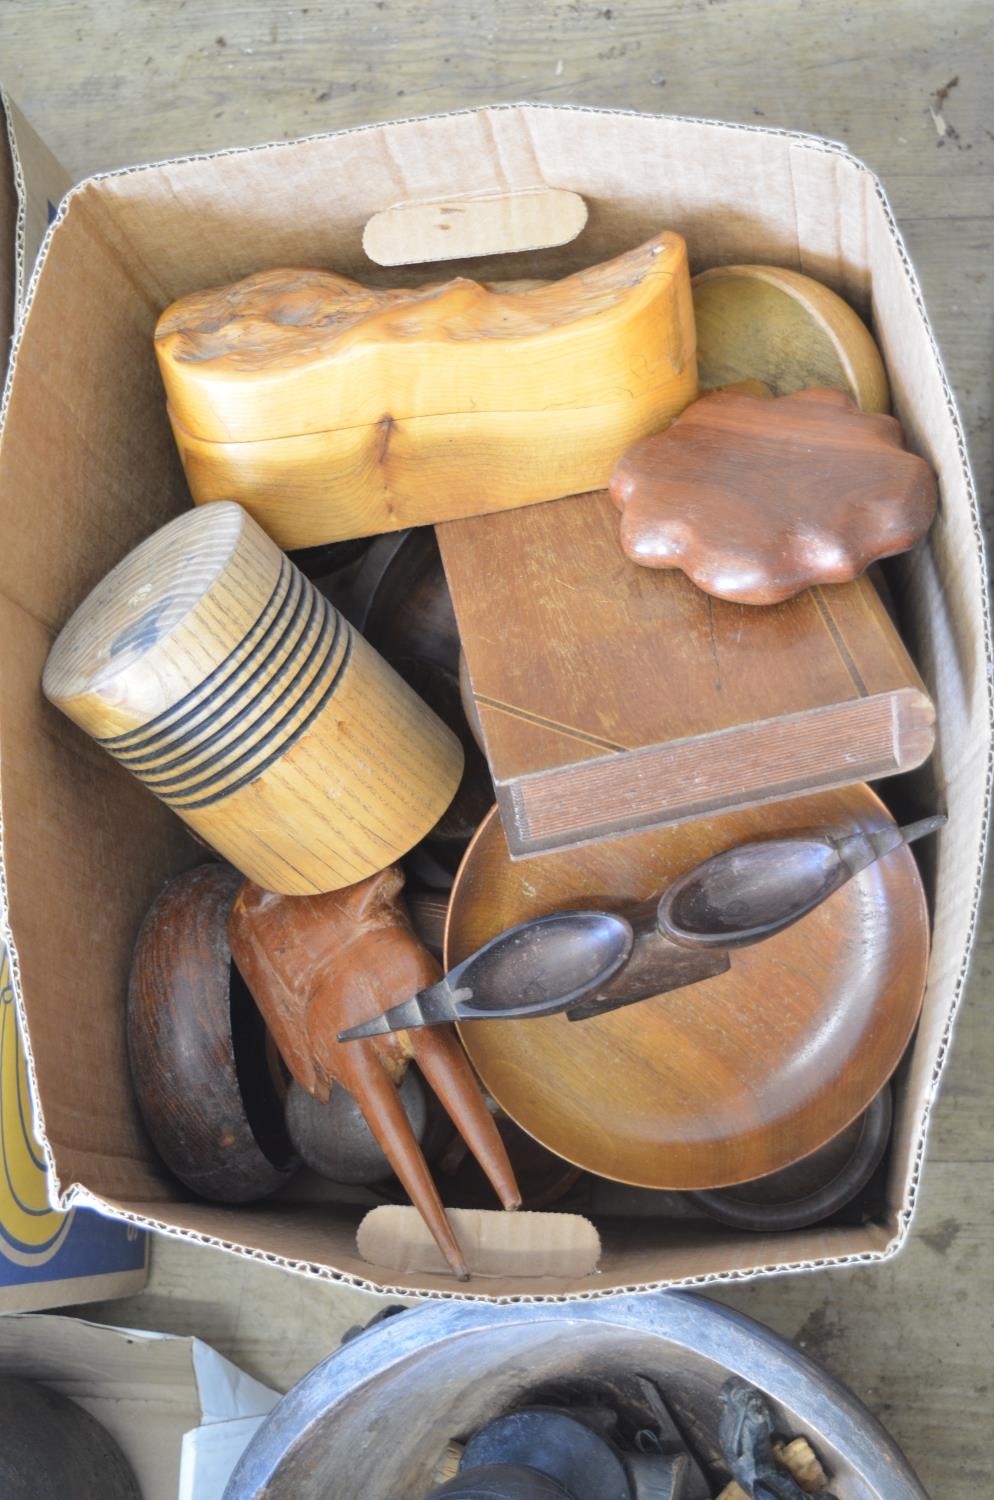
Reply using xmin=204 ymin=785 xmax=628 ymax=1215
xmin=0 ymin=947 xmax=72 ymax=1264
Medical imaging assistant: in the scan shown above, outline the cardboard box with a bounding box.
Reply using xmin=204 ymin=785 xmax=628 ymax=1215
xmin=0 ymin=93 xmax=147 ymax=1312
xmin=0 ymin=101 xmax=988 ymax=1298
xmin=0 ymin=1313 xmax=279 ymax=1500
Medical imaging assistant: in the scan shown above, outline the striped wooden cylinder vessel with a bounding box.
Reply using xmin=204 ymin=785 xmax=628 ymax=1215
xmin=43 ymin=502 xmax=464 ymax=894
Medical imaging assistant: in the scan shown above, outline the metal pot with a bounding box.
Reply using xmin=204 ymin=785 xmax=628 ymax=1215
xmin=223 ymin=1294 xmax=928 ymax=1500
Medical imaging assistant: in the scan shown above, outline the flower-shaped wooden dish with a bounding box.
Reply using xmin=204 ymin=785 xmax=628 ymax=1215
xmin=610 ymin=388 xmax=938 ymax=605
xmin=444 ymin=783 xmax=929 ymax=1190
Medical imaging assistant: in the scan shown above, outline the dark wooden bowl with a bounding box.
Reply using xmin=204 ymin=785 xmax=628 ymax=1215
xmin=406 ymin=889 xmax=450 ymax=959
xmin=0 ymin=1378 xmax=141 ymax=1499
xmin=338 ymin=527 xmax=460 ymax=671
xmin=438 ymin=1112 xmax=582 ymax=1212
xmin=128 ymin=863 xmax=298 ymax=1202
xmin=285 ymin=1073 xmax=429 ymax=1185
xmin=688 ymin=1085 xmax=893 ymax=1231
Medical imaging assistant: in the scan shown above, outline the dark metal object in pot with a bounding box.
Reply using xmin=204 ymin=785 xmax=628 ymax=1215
xmin=460 ymin=1408 xmax=632 ymax=1500
xmin=429 ymin=1465 xmax=571 ymax=1498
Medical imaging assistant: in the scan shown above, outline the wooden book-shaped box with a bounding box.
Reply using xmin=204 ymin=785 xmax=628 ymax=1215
xmin=438 ymin=491 xmax=935 ymax=858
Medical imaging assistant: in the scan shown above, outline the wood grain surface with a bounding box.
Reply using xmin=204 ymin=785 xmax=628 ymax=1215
xmin=155 ymin=236 xmax=698 ymax=546
xmin=611 ymin=388 xmax=938 ymax=603
xmin=43 ymin=502 xmax=464 ymax=893
xmin=128 ymin=862 xmax=298 ymax=1203
xmin=444 ymin=786 xmax=929 ymax=1189
xmin=439 ymin=489 xmax=935 ymax=856
xmin=7 ymin=4 xmax=989 ymax=1495
xmin=227 ymin=866 xmax=520 ymax=1276
xmin=692 ymin=264 xmax=891 ymax=411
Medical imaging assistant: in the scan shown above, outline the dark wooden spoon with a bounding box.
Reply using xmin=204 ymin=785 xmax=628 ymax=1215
xmin=341 ymin=816 xmax=943 ymax=1039
xmin=657 ymin=816 xmax=944 ymax=950
xmin=337 ymin=911 xmax=634 ymax=1040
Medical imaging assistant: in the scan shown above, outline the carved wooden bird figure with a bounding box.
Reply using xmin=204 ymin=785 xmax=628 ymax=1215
xmin=228 ymin=865 xmax=521 ymax=1278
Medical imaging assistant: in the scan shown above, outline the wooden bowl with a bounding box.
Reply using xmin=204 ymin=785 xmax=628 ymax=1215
xmin=445 ymin=785 xmax=928 ymax=1190
xmin=343 ymin=528 xmax=461 ymax=673
xmin=128 ymin=863 xmax=299 ymax=1202
xmin=692 ymin=264 xmax=890 ymax=412
xmin=285 ymin=1073 xmax=429 ymax=1186
xmin=687 ymin=1084 xmax=893 ymax=1231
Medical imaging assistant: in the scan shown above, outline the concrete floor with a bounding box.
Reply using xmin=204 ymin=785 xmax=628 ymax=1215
xmin=1 ymin=2 xmax=991 ymax=1496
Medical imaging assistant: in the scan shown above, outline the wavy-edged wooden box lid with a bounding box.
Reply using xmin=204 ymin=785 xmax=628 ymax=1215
xmin=154 ymin=231 xmax=693 ymax=444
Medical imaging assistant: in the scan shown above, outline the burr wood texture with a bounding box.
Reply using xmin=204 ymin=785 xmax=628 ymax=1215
xmin=153 ymin=232 xmax=699 ymax=548
xmin=228 ymin=866 xmax=520 ymax=1277
xmin=42 ymin=503 xmax=464 ymax=894
xmin=610 ymin=388 xmax=938 ymax=603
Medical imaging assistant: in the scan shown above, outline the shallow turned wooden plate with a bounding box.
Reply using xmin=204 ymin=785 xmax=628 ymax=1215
xmin=444 ymin=784 xmax=929 ymax=1189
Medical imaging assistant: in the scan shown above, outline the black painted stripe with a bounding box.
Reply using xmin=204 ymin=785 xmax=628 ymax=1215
xmin=167 ymin=624 xmax=355 ymax=810
xmin=101 ymin=556 xmax=297 ymax=752
xmin=140 ymin=597 xmax=342 ymax=792
xmin=118 ymin=577 xmax=325 ymax=776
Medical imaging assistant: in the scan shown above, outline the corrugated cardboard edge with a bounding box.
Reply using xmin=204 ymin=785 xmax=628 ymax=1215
xmin=0 ymin=100 xmax=989 ymax=1303
xmin=0 ymin=91 xmax=72 ymax=318
xmin=0 ymin=96 xmax=148 ymax=1313
xmin=0 ymin=91 xmax=66 ymax=1187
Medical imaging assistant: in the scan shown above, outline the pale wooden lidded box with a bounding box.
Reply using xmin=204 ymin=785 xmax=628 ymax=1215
xmin=0 ymin=101 xmax=988 ymax=1299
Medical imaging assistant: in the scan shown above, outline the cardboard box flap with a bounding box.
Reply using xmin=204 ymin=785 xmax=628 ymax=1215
xmin=356 ymin=1207 xmax=603 ymax=1280
xmin=1 ymin=92 xmax=71 ymax=337
xmin=0 ymin=1313 xmax=279 ymax=1500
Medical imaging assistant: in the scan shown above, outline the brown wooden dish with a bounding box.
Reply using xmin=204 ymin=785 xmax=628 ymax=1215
xmin=128 ymin=863 xmax=298 ymax=1203
xmin=445 ymin=785 xmax=929 ymax=1190
xmin=691 ymin=263 xmax=890 ymax=412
